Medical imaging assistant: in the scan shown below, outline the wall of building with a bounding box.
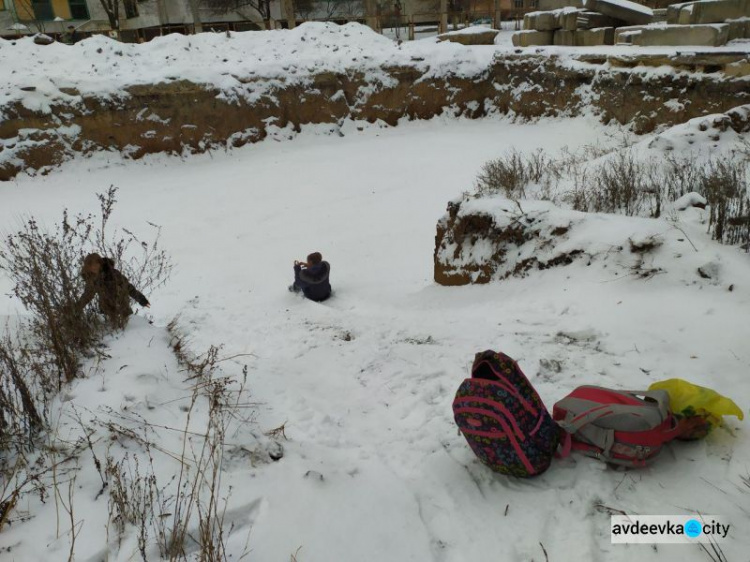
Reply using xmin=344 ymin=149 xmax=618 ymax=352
xmin=120 ymin=0 xmax=176 ymax=29
xmin=1 ymin=0 xmax=547 ymax=39
xmin=120 ymin=0 xmax=279 ymax=30
xmin=0 ymin=8 xmax=15 ymax=33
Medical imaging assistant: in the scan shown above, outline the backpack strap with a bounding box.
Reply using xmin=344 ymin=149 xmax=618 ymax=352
xmin=557 ymin=404 xmax=617 ymax=434
xmin=557 ymin=432 xmax=572 ymax=459
xmin=558 ymin=424 xmax=658 ymax=466
xmin=571 ymin=423 xmax=616 ymax=459
xmin=556 ymin=389 xmax=671 ymax=434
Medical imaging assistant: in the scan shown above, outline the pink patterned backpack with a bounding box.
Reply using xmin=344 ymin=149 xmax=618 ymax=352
xmin=453 ymin=351 xmax=561 ymax=477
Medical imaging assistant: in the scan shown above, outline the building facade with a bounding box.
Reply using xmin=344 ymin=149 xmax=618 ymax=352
xmin=0 ymin=0 xmax=283 ymax=40
xmin=0 ymin=0 xmax=660 ymax=41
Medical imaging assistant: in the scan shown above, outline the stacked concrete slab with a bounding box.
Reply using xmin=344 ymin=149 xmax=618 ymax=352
xmin=586 ymin=0 xmax=655 ymax=24
xmin=523 ymin=7 xmax=588 ymax=32
xmin=513 ymin=0 xmax=653 ymax=47
xmin=576 ymin=26 xmax=617 ymax=44
xmin=615 ymin=22 xmax=731 ymax=44
xmin=727 ymin=18 xmax=750 ymax=39
xmin=538 ymin=0 xmax=585 ymax=9
xmin=577 ymin=11 xmax=626 ymax=28
xmin=512 ymin=30 xmax=556 ymax=46
xmin=513 ymin=0 xmax=749 ymax=47
xmin=622 ymin=0 xmax=750 ymax=46
xmin=667 ymin=0 xmax=749 ymax=24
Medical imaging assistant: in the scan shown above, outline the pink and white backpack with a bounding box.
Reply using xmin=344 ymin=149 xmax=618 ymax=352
xmin=553 ymin=386 xmax=684 ymax=467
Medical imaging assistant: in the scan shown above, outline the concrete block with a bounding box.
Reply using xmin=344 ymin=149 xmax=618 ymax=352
xmin=614 ymin=25 xmax=646 ymax=43
xmin=678 ymin=5 xmax=696 ymax=24
xmin=586 ymin=0 xmax=655 ymax=25
xmin=633 ymin=23 xmax=730 ymax=46
xmin=575 ymin=27 xmax=616 ymax=45
xmin=727 ymin=18 xmax=750 ymax=39
xmin=553 ymin=29 xmax=577 ymax=45
xmin=512 ymin=30 xmax=555 ymax=46
xmin=690 ymin=0 xmax=750 ymax=24
xmin=525 ymin=8 xmax=584 ymax=31
xmin=652 ymin=8 xmax=668 ymax=22
xmin=537 ymin=0 xmax=584 ymax=10
xmin=559 ymin=9 xmax=584 ymax=30
xmin=577 ymin=11 xmax=626 ymax=28
xmin=667 ymin=2 xmax=696 ymax=23
xmin=437 ymin=29 xmax=500 ymax=45
xmin=524 ymin=11 xmax=559 ymax=30
xmin=725 ymin=59 xmax=750 ymax=76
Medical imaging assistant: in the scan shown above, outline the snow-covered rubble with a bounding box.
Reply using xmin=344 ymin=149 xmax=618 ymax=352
xmin=434 ymin=193 xmax=744 ymax=286
xmin=1 ymin=21 xmax=748 ymax=117
xmin=641 ymin=108 xmax=750 ymax=156
xmin=0 ymin=23 xmax=498 ymax=114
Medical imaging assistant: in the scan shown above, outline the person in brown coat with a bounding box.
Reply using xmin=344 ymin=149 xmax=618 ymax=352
xmin=77 ymin=253 xmax=150 ymax=328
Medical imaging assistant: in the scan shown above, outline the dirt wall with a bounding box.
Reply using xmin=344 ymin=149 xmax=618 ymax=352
xmin=1 ymin=51 xmax=749 ymax=180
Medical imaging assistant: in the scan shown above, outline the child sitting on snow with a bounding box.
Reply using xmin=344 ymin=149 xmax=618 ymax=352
xmin=289 ymin=252 xmax=332 ymax=302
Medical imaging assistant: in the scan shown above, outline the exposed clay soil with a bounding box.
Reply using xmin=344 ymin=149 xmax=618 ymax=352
xmin=2 ymin=52 xmax=749 ymax=180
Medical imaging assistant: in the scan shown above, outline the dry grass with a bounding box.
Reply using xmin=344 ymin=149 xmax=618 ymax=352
xmin=0 ymin=187 xmax=172 ymax=552
xmin=475 ymin=148 xmax=750 ymax=250
xmin=96 ymin=319 xmax=254 ymax=561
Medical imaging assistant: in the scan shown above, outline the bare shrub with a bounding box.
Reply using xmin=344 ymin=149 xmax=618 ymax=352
xmin=101 ymin=321 xmax=252 ymax=561
xmin=0 ymin=186 xmax=172 ymax=386
xmin=698 ymin=159 xmax=749 ymax=247
xmin=0 ymin=330 xmax=47 ymax=457
xmin=477 ymin=146 xmax=749 ymax=250
xmin=476 ymin=149 xmax=529 ymax=198
xmin=106 ymin=453 xmax=158 ymax=560
xmin=0 ymin=187 xmax=172 ymax=537
xmin=586 ymin=152 xmax=661 ymax=217
xmin=525 ymin=149 xmax=553 ymax=184
xmin=561 ymin=150 xmax=748 ymax=237
xmin=476 ymin=146 xmax=616 ymax=201
xmin=662 ymin=155 xmax=750 ymax=249
xmin=0 ymin=214 xmax=105 ymax=385
xmin=663 ymin=155 xmax=703 ymax=202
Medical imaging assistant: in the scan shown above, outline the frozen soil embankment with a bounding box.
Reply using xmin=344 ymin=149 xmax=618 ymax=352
xmin=1 ymin=22 xmax=750 ymax=180
xmin=434 ymin=106 xmax=750 ymax=286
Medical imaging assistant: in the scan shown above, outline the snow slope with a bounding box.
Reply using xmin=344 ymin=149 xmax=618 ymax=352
xmin=0 ymin=115 xmax=749 ymax=561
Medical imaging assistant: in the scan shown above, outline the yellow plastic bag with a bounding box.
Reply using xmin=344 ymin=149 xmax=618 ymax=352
xmin=649 ymin=378 xmax=744 ymax=440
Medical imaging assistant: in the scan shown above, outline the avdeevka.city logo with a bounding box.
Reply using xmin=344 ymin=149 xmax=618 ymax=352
xmin=684 ymin=519 xmax=703 ymax=538
xmin=610 ymin=515 xmax=730 ymax=544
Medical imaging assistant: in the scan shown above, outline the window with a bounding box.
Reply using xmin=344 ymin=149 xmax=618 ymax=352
xmin=31 ymin=0 xmax=55 ymax=20
xmin=123 ymin=0 xmax=139 ymax=18
xmin=513 ymin=0 xmax=523 ymax=8
xmin=68 ymin=0 xmax=90 ymax=19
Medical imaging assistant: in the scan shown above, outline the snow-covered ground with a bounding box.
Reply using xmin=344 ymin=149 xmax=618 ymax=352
xmin=1 ymin=113 xmax=748 ymax=561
